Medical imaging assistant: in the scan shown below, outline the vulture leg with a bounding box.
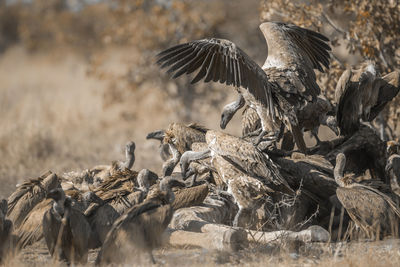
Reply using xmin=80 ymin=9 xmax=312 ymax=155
xmin=148 ymin=251 xmax=156 ymax=264
xmin=253 ymin=130 xmax=268 ymax=145
xmin=243 ymin=128 xmax=263 ymax=138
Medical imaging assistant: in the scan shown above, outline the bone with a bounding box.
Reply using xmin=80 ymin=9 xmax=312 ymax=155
xmin=246 ymin=225 xmax=330 ymax=244
xmin=164 ymin=228 xmax=247 ymax=251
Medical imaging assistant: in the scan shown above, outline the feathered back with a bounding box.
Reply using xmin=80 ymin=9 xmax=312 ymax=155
xmin=7 ymin=172 xmax=60 ymax=228
xmin=205 ymin=130 xmax=292 ymax=192
xmin=163 ymin=122 xmax=207 ymax=154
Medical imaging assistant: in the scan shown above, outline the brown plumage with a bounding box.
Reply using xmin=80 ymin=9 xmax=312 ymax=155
xmin=95 ymin=178 xmax=179 ymax=265
xmin=86 ymin=168 xmax=157 ymax=247
xmin=334 ymin=153 xmax=400 ymax=239
xmin=336 ymin=62 xmax=400 ymax=136
xmin=163 ymin=123 xmax=208 ymax=154
xmin=157 ymin=22 xmax=331 ymax=152
xmin=172 ymin=183 xmax=209 ymax=210
xmin=89 ymin=141 xmax=136 ymax=181
xmin=85 ymin=201 xmax=119 ymax=248
xmin=241 ymin=105 xmax=262 ymax=137
xmin=148 ymin=122 xmax=208 ymax=176
xmin=7 ymin=171 xmax=60 ymax=228
xmin=212 ymin=154 xmax=274 ymax=228
xmin=205 ymin=130 xmax=291 ymax=191
xmin=14 ymin=190 xmax=100 ymax=250
xmin=43 ymin=188 xmax=92 ymax=264
xmin=14 ymin=199 xmax=52 ymax=249
xmin=0 ymin=199 xmax=13 ymax=263
xmin=95 ymin=168 xmax=157 ymax=213
xmin=95 ymin=168 xmax=138 ymax=194
xmin=180 ymin=130 xmax=292 ymax=228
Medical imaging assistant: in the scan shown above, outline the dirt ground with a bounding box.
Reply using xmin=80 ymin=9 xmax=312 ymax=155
xmin=5 ymin=237 xmax=400 ymax=266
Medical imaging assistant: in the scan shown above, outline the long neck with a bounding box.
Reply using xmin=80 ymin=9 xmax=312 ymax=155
xmin=124 ymin=150 xmax=135 ymax=170
xmin=334 ymin=154 xmax=346 ymax=187
xmin=220 ymin=94 xmax=245 ymax=129
xmin=180 ymin=149 xmax=211 ymax=177
xmin=137 ymin=169 xmax=150 ymax=192
xmin=225 ymin=95 xmax=245 ymax=114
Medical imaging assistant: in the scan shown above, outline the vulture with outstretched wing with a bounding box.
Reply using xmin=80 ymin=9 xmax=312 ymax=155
xmin=157 ymin=22 xmax=331 ymax=152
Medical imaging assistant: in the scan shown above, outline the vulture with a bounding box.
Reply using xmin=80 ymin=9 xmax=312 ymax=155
xmin=43 ymin=188 xmax=92 ymax=264
xmin=335 ymin=62 xmax=400 ymax=136
xmin=95 ymin=177 xmax=181 ymax=265
xmin=180 ymin=130 xmax=293 ymax=228
xmin=386 ymin=140 xmax=400 ymax=197
xmin=14 ymin=190 xmax=99 ymax=250
xmin=157 ymin=22 xmax=332 ymax=152
xmin=334 ymin=153 xmax=400 ymax=239
xmin=7 ymin=171 xmax=60 ymax=229
xmin=147 ymin=122 xmax=208 ymax=176
xmin=14 ymin=199 xmax=52 ymax=249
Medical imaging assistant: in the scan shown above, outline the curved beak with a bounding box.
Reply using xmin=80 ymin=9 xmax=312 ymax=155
xmin=146 ymin=130 xmax=165 ymax=141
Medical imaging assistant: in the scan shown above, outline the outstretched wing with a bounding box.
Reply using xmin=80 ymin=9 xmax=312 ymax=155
xmin=260 ymin=22 xmax=331 ymax=98
xmin=279 ymin=23 xmax=331 ymax=72
xmin=156 ymin=38 xmax=275 ymax=118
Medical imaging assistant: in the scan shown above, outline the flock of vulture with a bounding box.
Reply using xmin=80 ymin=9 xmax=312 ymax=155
xmin=1 ymin=21 xmax=400 ymax=265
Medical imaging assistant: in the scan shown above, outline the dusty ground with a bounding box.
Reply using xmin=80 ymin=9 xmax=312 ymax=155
xmin=5 ymin=237 xmax=400 ymax=266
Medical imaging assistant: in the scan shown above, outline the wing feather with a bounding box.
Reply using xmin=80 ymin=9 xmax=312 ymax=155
xmin=173 ymin=49 xmax=207 ymax=77
xmin=191 ymin=49 xmax=214 ymax=84
xmin=157 ymin=38 xmax=275 ymax=118
xmin=204 ymin=52 xmax=217 ymax=82
xmin=159 ymin=46 xmax=195 ymax=68
xmin=166 ymin=45 xmax=202 ymax=74
xmin=282 ymin=24 xmax=331 ymax=71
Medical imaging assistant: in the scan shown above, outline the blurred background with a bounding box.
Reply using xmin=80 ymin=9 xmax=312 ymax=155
xmin=0 ymin=0 xmax=399 ymax=198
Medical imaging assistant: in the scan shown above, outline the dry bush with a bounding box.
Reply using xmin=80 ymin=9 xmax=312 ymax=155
xmin=0 ymin=0 xmax=229 ymax=119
